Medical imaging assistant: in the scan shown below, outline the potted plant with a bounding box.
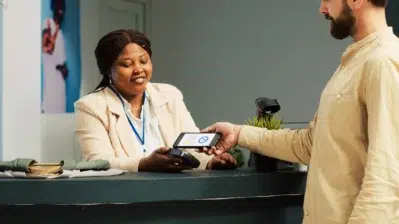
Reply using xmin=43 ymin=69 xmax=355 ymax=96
xmin=242 ymin=97 xmax=290 ymax=172
xmin=246 ymin=113 xmax=283 ymax=172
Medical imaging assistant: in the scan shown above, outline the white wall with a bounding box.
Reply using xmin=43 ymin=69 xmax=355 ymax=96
xmin=150 ymin=0 xmax=351 ymax=129
xmin=0 ymin=1 xmax=3 ymax=160
xmin=0 ymin=0 xmax=42 ymax=160
xmin=41 ymin=114 xmax=79 ymax=162
xmin=79 ymin=0 xmax=102 ymax=97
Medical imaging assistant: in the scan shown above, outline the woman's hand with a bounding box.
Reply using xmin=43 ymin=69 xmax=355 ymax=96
xmin=206 ymin=152 xmax=237 ymax=170
xmin=138 ymin=147 xmax=190 ymax=172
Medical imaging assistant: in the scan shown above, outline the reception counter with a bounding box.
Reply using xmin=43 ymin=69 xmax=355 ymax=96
xmin=0 ymin=168 xmax=306 ymax=224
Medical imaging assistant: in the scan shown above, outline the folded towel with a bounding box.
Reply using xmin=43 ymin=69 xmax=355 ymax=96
xmin=0 ymin=158 xmax=36 ymax=172
xmin=62 ymin=160 xmax=110 ymax=171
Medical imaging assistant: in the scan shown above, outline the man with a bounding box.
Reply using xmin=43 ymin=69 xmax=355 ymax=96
xmin=42 ymin=0 xmax=68 ymax=113
xmin=201 ymin=0 xmax=399 ymax=223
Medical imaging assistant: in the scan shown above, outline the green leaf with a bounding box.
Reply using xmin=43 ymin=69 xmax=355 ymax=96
xmin=244 ymin=114 xmax=283 ymax=130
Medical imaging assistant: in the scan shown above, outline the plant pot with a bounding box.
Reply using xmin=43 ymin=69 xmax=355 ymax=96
xmin=248 ymin=152 xmax=278 ymax=172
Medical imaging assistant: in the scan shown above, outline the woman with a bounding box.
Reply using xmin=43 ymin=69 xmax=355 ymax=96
xmin=75 ymin=29 xmax=237 ymax=172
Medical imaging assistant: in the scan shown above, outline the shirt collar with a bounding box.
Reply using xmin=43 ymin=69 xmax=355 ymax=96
xmin=341 ymin=26 xmax=394 ymax=64
xmin=108 ymin=84 xmax=150 ymax=110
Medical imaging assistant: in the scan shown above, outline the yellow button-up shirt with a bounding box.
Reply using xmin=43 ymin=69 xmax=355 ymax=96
xmin=238 ymin=27 xmax=399 ymax=224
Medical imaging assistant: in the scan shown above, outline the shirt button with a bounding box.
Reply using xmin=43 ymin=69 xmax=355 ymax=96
xmin=304 ymin=210 xmax=309 ymax=216
xmin=336 ymin=94 xmax=342 ymax=99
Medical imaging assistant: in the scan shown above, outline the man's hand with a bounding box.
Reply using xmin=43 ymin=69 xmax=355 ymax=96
xmin=200 ymin=122 xmax=242 ymax=155
xmin=206 ymin=152 xmax=237 ymax=170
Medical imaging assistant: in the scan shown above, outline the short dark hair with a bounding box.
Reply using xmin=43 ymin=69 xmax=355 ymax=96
xmin=51 ymin=0 xmax=65 ymax=13
xmin=93 ymin=29 xmax=152 ymax=91
xmin=369 ymin=0 xmax=388 ymax=7
xmin=51 ymin=0 xmax=66 ymax=25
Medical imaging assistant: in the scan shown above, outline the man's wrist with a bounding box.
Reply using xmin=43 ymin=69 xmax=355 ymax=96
xmin=234 ymin=124 xmax=243 ymax=145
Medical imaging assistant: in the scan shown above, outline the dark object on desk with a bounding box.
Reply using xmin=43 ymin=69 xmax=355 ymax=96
xmin=168 ymin=148 xmax=200 ymax=169
xmin=249 ymin=150 xmax=280 ymax=172
xmin=248 ymin=97 xmax=281 ymax=172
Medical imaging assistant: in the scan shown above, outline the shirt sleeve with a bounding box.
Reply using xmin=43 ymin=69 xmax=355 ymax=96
xmin=348 ymin=56 xmax=399 ymax=223
xmin=237 ymin=113 xmax=317 ymax=165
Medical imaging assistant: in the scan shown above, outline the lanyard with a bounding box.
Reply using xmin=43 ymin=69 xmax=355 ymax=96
xmin=109 ymin=86 xmax=146 ymax=153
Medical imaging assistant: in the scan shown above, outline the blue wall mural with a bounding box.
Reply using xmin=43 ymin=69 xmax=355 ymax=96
xmin=41 ymin=0 xmax=81 ymax=113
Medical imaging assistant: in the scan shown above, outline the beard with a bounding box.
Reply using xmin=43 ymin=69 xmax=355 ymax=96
xmin=325 ymin=3 xmax=356 ymax=40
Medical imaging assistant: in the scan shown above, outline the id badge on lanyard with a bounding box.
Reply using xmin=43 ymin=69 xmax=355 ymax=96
xmin=109 ymin=86 xmax=147 ymax=155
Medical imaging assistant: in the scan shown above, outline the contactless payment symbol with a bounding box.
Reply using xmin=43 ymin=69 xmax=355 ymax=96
xmin=198 ymin=136 xmax=209 ymax=144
